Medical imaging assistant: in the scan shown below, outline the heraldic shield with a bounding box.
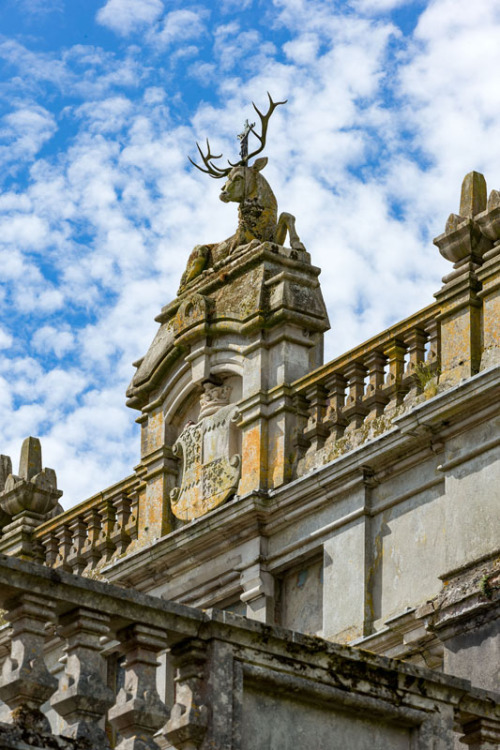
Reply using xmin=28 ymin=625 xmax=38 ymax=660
xmin=170 ymin=403 xmax=241 ymax=521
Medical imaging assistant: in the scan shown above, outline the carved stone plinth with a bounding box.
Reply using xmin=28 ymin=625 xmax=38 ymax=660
xmin=108 ymin=623 xmax=169 ymax=750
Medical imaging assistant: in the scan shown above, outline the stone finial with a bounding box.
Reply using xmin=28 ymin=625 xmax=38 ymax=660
xmin=459 ymin=171 xmax=487 ymax=219
xmin=0 ymin=438 xmax=63 ymax=559
xmin=487 ymin=188 xmax=500 ymax=211
xmin=0 ymin=455 xmax=12 ymax=493
xmin=0 ymin=437 xmax=62 ymax=518
xmin=476 ymin=188 xmax=500 ymax=246
xmin=433 ymin=171 xmax=491 ymax=267
xmin=18 ymin=437 xmax=42 ymax=482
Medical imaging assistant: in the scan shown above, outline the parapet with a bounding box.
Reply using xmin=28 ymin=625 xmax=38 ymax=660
xmin=0 ymin=554 xmax=497 ymax=749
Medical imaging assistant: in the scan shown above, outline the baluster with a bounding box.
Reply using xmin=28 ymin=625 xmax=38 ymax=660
xmin=403 ymin=328 xmax=427 ymax=395
xmin=39 ymin=530 xmax=59 ymax=568
xmin=293 ymin=392 xmax=311 ymax=456
xmin=303 ymin=384 xmax=329 ymax=450
xmin=31 ymin=537 xmax=46 ymax=564
xmin=0 ymin=593 xmax=58 ymax=732
xmin=425 ymin=318 xmax=441 ymax=372
xmin=66 ymin=516 xmax=88 ymax=575
xmin=162 ymin=639 xmax=208 ymax=750
xmin=323 ymin=372 xmax=347 ymax=441
xmin=54 ymin=523 xmax=73 ymax=572
xmin=343 ymin=362 xmax=368 ymax=430
xmin=96 ymin=499 xmax=117 ymax=562
xmin=51 ymin=607 xmax=115 ymax=747
xmin=81 ymin=507 xmax=102 ymax=570
xmin=405 ymin=328 xmax=427 ymax=375
xmin=108 ymin=624 xmax=169 ymax=749
xmin=125 ymin=492 xmax=139 ymax=545
xmin=363 ymin=351 xmax=389 ymax=419
xmin=110 ymin=494 xmax=133 ymax=556
xmin=384 ymin=339 xmax=407 ymax=407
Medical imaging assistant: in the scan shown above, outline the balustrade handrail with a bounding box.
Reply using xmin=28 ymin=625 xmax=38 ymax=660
xmin=0 ymin=553 xmax=203 ymax=639
xmin=292 ymin=300 xmax=440 ymax=393
xmin=32 ymin=471 xmax=139 ymax=541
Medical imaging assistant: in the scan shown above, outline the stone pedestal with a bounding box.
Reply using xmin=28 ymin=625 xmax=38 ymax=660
xmin=126 ymin=241 xmax=329 ymax=533
xmin=434 ymin=267 xmax=482 ymax=386
xmin=433 ymin=172 xmax=491 ymax=387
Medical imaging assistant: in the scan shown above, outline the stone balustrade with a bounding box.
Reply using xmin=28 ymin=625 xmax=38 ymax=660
xmin=0 ymin=554 xmax=203 ymax=749
xmin=0 ymin=555 xmax=498 ymax=750
xmin=292 ymin=171 xmax=500 ymax=476
xmin=33 ymin=482 xmax=140 ymax=575
xmin=293 ymin=303 xmax=441 ymax=474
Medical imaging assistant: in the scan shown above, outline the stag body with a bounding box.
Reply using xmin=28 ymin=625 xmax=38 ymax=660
xmin=179 ymin=94 xmax=304 ymax=293
xmin=219 ymin=157 xmax=303 ymax=254
xmin=221 ymin=159 xmax=277 ymax=249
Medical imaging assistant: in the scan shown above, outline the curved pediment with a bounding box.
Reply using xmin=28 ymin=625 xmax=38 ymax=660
xmin=126 ymin=241 xmax=329 ymax=412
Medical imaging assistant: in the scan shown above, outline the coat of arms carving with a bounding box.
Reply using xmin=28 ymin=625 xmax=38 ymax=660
xmin=170 ymin=385 xmax=241 ymax=521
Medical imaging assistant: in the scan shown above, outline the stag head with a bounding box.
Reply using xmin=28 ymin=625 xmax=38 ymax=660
xmin=189 ymin=93 xmax=286 ymax=179
xmin=219 ymin=158 xmax=268 ymax=204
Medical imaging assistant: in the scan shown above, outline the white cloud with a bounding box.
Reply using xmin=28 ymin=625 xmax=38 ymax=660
xmin=351 ymin=0 xmax=417 ymax=13
xmin=150 ymin=9 xmax=207 ymax=47
xmin=0 ymin=105 xmax=57 ymax=169
xmin=96 ymin=0 xmax=164 ymax=36
xmin=32 ymin=326 xmax=75 ymax=358
xmin=0 ymin=329 xmax=12 ymax=350
xmin=74 ymin=96 xmax=133 ymax=134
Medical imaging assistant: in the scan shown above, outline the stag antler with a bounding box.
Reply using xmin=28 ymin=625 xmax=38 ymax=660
xmin=229 ymin=92 xmax=287 ymax=167
xmin=189 ymin=93 xmax=287 ymax=178
xmin=188 ymin=139 xmax=233 ymax=179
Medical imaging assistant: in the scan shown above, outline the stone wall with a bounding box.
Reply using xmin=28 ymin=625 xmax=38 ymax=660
xmin=0 ymin=555 xmax=498 ymax=750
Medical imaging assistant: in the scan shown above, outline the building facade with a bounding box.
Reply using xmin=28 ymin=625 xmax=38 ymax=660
xmin=0 ymin=165 xmax=498 ymax=749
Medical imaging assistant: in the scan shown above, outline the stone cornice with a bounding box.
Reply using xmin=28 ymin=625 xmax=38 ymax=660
xmin=104 ymin=366 xmax=500 ymax=587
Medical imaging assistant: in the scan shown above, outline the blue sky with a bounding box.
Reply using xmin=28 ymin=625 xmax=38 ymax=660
xmin=1 ymin=0 xmax=500 ymax=507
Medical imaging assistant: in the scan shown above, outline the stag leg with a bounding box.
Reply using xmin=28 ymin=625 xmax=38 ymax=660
xmin=276 ymin=212 xmax=306 ymax=251
xmin=178 ymin=244 xmax=212 ymax=293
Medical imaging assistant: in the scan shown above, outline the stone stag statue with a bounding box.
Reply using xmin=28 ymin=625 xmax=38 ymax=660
xmin=179 ymin=94 xmax=304 ymax=292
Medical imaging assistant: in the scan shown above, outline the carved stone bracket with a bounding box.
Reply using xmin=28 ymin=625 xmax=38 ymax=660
xmin=163 ymin=639 xmax=208 ymax=750
xmin=459 ymin=718 xmax=500 ymax=750
xmin=240 ymin=564 xmax=275 ymax=623
xmin=108 ymin=623 xmax=169 ymax=750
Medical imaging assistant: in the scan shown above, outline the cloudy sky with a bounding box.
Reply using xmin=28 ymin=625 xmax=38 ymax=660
xmin=1 ymin=0 xmax=500 ymax=507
